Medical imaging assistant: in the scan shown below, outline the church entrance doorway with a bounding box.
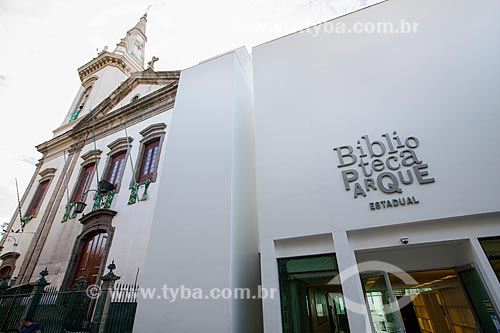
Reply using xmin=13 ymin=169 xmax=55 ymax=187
xmin=72 ymin=231 xmax=108 ymax=286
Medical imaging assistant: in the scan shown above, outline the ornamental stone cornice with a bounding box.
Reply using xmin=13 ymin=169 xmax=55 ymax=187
xmin=36 ymin=134 xmax=76 ymax=161
xmin=73 ymin=84 xmax=177 ymax=143
xmin=78 ymin=52 xmax=143 ymax=82
xmin=78 ymin=70 xmax=179 ymax=126
xmin=81 ymin=149 xmax=102 ymax=161
xmin=39 ymin=168 xmax=57 ymax=182
xmin=34 ymin=70 xmax=179 ymax=163
xmin=139 ymin=123 xmax=167 ymax=138
xmin=107 ymin=137 xmax=134 ymax=153
xmin=79 ymin=208 xmax=117 ymax=228
xmin=0 ymin=252 xmax=20 ymax=261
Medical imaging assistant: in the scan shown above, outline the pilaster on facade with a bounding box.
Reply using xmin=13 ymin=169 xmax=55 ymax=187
xmin=17 ymin=147 xmax=82 ymax=284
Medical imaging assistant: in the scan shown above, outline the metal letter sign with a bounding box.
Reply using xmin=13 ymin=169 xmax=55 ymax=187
xmin=332 ymin=131 xmax=435 ymax=211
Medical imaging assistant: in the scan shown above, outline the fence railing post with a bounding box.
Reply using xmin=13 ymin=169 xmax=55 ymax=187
xmin=20 ymin=268 xmax=49 ymax=325
xmin=0 ymin=274 xmax=11 ymax=328
xmin=92 ymin=261 xmax=120 ymax=333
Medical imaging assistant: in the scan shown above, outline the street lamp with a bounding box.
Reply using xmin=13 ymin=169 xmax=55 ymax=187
xmin=72 ymin=189 xmax=99 ymax=214
xmin=72 ymin=201 xmax=87 ymax=214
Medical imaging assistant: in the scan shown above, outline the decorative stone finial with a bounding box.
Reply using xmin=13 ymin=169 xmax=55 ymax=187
xmin=38 ymin=267 xmax=49 ymax=285
xmin=101 ymin=260 xmax=120 ymax=285
xmin=98 ymin=46 xmax=109 ymax=56
xmin=106 ymin=260 xmax=117 ymax=277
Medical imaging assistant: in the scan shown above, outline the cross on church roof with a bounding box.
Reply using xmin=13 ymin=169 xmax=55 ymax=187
xmin=147 ymin=56 xmax=159 ymax=70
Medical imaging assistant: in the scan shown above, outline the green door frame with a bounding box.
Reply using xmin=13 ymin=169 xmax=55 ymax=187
xmin=456 ymin=264 xmax=500 ymax=333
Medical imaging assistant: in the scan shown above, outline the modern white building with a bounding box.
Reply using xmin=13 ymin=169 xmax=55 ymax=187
xmin=252 ymin=0 xmax=500 ymax=332
xmin=2 ymin=0 xmax=500 ymax=332
xmin=136 ymin=0 xmax=500 ymax=332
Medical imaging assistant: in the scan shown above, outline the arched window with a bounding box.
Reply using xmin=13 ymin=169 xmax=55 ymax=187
xmin=0 ymin=252 xmax=20 ymax=282
xmin=72 ymin=231 xmax=108 ymax=286
xmin=138 ymin=138 xmax=160 ymax=182
xmin=69 ymin=85 xmax=93 ymax=123
xmin=72 ymin=163 xmax=96 ymax=203
xmin=105 ymin=152 xmax=126 ymax=188
xmin=26 ymin=180 xmax=50 ymax=217
xmin=105 ymin=137 xmax=133 ymax=192
xmin=0 ymin=266 xmax=11 ymax=279
xmin=133 ymin=123 xmax=167 ymax=184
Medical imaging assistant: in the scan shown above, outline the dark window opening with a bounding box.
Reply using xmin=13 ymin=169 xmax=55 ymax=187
xmin=105 ymin=152 xmax=126 ymax=188
xmin=73 ymin=163 xmax=96 ymax=202
xmin=26 ymin=180 xmax=50 ymax=217
xmin=138 ymin=139 xmax=160 ymax=182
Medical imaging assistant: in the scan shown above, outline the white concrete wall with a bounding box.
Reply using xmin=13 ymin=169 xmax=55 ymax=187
xmin=228 ymin=48 xmax=262 ymax=333
xmin=134 ymin=47 xmax=261 ymax=333
xmin=253 ymin=0 xmax=500 ymax=239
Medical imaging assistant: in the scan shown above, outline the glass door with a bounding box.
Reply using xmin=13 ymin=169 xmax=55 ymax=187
xmin=278 ymin=254 xmax=351 ymax=333
xmin=362 ymin=272 xmax=406 ymax=333
xmin=376 ymin=268 xmax=480 ymax=333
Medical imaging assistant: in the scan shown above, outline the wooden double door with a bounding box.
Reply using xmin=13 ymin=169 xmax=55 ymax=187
xmin=72 ymin=232 xmax=108 ymax=286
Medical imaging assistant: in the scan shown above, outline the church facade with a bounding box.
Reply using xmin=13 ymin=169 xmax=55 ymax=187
xmin=0 ymin=14 xmax=181 ymax=288
xmin=1 ymin=0 xmax=500 ymax=332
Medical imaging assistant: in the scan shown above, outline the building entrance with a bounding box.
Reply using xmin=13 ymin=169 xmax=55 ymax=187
xmin=355 ymin=240 xmax=500 ymax=333
xmin=362 ymin=269 xmax=479 ymax=333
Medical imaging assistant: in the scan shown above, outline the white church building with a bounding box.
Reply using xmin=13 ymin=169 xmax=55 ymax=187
xmin=1 ymin=0 xmax=500 ymax=332
xmin=0 ymin=14 xmax=180 ymax=288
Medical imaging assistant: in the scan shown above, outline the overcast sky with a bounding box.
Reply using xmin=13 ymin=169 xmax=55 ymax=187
xmin=0 ymin=0 xmax=375 ymax=224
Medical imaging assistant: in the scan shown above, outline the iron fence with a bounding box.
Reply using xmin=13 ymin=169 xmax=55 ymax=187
xmin=104 ymin=284 xmax=139 ymax=333
xmin=34 ymin=283 xmax=94 ymax=333
xmin=0 ymin=285 xmax=32 ymax=331
xmin=0 ymin=264 xmax=138 ymax=333
xmin=0 ymin=282 xmax=93 ymax=333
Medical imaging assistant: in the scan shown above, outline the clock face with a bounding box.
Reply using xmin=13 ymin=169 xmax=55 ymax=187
xmin=130 ymin=39 xmax=145 ymax=63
